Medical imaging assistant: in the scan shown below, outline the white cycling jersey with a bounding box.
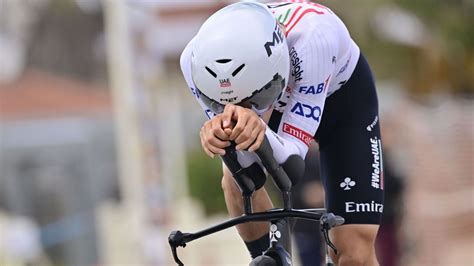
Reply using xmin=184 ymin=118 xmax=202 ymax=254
xmin=180 ymin=1 xmax=360 ymax=165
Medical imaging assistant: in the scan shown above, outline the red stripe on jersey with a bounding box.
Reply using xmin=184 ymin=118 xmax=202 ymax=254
xmin=286 ymin=8 xmax=324 ymax=36
xmin=284 ymin=6 xmax=302 ymax=27
xmin=311 ymin=3 xmax=332 ymax=13
xmin=324 ymin=74 xmax=331 ymax=93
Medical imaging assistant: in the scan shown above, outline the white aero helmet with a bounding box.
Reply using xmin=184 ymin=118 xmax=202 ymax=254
xmin=191 ymin=2 xmax=289 ymax=114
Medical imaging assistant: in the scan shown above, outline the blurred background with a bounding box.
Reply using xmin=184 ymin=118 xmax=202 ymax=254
xmin=0 ymin=0 xmax=472 ymax=265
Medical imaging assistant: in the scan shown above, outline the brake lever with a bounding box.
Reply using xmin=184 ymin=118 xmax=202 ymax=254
xmin=321 ymin=226 xmax=338 ymax=255
xmin=168 ymin=230 xmax=186 ymax=266
xmin=320 ymin=213 xmax=345 ymax=255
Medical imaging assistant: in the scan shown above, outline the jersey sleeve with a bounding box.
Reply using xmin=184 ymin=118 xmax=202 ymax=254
xmin=180 ymin=37 xmax=216 ymax=119
xmin=269 ymin=23 xmax=339 ymax=162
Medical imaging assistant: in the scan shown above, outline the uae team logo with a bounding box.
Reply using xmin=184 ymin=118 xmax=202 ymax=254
xmin=219 ymin=78 xmax=231 ymax=87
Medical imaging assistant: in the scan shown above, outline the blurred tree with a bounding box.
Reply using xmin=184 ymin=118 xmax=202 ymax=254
xmin=186 ymin=149 xmax=227 ymax=215
xmin=395 ymin=0 xmax=473 ymax=95
xmin=26 ymin=0 xmax=106 ymax=83
xmin=318 ymin=0 xmax=473 ymax=96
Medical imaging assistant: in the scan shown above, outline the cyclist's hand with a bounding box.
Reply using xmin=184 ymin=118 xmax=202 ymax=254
xmin=221 ymin=104 xmax=266 ymax=152
xmin=200 ymin=114 xmax=231 ymax=158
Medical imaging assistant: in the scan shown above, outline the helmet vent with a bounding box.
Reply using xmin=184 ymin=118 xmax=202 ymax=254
xmin=216 ymin=59 xmax=232 ymax=63
xmin=205 ymin=66 xmax=217 ymax=78
xmin=232 ymin=64 xmax=246 ymax=77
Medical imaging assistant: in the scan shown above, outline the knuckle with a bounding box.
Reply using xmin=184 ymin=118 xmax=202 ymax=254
xmin=240 ymin=132 xmax=250 ymax=139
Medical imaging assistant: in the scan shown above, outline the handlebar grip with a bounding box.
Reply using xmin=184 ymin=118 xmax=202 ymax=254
xmin=255 ymin=136 xmax=292 ymax=191
xmin=221 ymin=142 xmax=266 ymax=195
xmin=254 ymin=136 xmax=278 ymax=171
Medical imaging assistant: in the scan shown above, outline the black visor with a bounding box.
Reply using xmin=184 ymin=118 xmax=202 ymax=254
xmin=196 ymin=73 xmax=286 ymax=114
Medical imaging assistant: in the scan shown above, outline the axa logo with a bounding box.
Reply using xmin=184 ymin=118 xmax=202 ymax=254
xmin=269 ymin=224 xmax=281 ymax=243
xmin=219 ymin=78 xmax=231 ymax=87
xmin=340 ymin=177 xmax=356 ymax=190
xmin=264 ymin=23 xmax=284 ymax=57
xmin=290 ymin=102 xmax=321 ymax=122
xmin=289 ymin=47 xmax=303 ymax=82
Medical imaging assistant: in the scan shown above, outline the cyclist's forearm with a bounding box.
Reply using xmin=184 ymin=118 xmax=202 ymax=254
xmin=263 ymin=126 xmax=304 ymax=163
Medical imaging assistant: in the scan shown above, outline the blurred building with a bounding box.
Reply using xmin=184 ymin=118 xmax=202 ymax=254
xmin=0 ymin=70 xmax=118 ymax=265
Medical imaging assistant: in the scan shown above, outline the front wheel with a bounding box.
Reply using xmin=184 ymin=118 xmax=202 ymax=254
xmin=249 ymin=255 xmax=278 ymax=266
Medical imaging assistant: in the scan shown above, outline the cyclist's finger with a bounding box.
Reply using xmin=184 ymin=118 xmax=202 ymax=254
xmin=236 ymin=127 xmax=259 ymax=150
xmin=201 ymin=136 xmax=224 ymax=157
xmin=200 ymin=130 xmax=215 ymax=158
xmin=248 ymin=129 xmax=266 ymax=152
xmin=202 ymin=127 xmax=227 ymax=154
xmin=209 ymin=116 xmax=231 ymax=141
xmin=223 ymin=127 xmax=232 ymax=136
xmin=230 ymin=112 xmax=249 ymax=140
xmin=235 ymin=134 xmax=255 ymax=150
xmin=234 ymin=115 xmax=263 ymax=144
xmin=207 ymin=144 xmax=226 ymax=156
xmin=213 ymin=128 xmax=230 ymax=142
xmin=207 ymin=135 xmax=230 ymax=149
xmin=203 ymin=146 xmax=215 ymax=158
xmin=221 ymin=104 xmax=236 ymax=129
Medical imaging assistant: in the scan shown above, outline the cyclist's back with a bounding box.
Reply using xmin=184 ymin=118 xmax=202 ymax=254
xmin=269 ymin=1 xmax=359 ymax=96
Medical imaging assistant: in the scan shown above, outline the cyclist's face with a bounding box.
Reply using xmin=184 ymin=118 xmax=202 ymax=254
xmin=237 ymin=102 xmax=271 ymax=116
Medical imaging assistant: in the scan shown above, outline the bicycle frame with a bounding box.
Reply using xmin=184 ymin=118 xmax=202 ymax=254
xmin=168 ymin=137 xmax=344 ymax=265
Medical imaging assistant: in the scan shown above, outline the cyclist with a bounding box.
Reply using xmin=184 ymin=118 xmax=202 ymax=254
xmin=180 ymin=2 xmax=384 ymax=265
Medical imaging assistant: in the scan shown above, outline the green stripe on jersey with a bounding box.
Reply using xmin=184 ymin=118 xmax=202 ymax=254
xmin=278 ymin=8 xmax=291 ymax=24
